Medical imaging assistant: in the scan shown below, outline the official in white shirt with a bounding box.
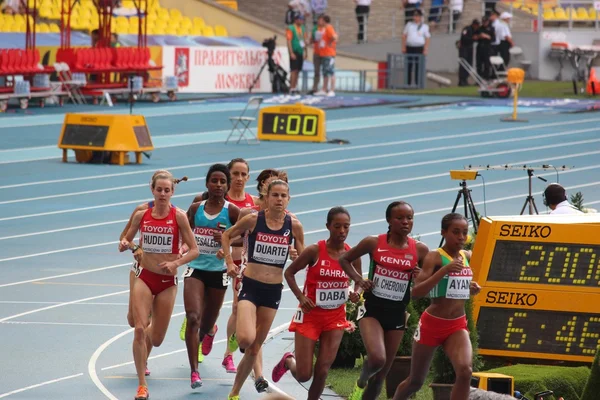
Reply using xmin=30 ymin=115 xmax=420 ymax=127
xmin=402 ymin=9 xmax=430 ymax=86
xmin=544 ymin=184 xmax=584 ymax=215
xmin=496 ymin=12 xmax=514 ymax=67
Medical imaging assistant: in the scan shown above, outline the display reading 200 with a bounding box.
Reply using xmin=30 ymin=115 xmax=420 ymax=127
xmin=260 ymin=113 xmax=319 ymax=136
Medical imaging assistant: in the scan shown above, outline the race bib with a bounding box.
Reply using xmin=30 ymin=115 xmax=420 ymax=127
xmin=299 ymin=40 xmax=305 ymax=48
xmin=356 ymin=304 xmax=366 ymax=321
xmin=319 ymin=39 xmax=326 ymax=48
xmin=222 ymin=272 xmax=230 ymax=287
xmin=135 ymin=266 xmax=143 ymax=278
xmin=252 ymin=232 xmax=289 ymax=265
xmin=371 ymin=265 xmax=410 ymax=301
xmin=142 ymin=232 xmax=174 ymax=253
xmin=316 ymin=281 xmax=348 ymax=309
xmin=182 ymin=266 xmax=194 ymax=278
xmin=194 ymin=227 xmax=220 ymax=255
xmin=293 ymin=308 xmax=304 ymax=323
xmin=414 ymin=320 xmax=422 ymax=342
xmin=446 ymin=271 xmax=472 ymax=300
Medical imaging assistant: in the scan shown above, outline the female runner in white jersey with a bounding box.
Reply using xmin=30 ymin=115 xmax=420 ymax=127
xmin=339 ymin=201 xmax=429 ymax=400
xmin=183 ymin=163 xmax=240 ymax=389
xmin=221 ymin=180 xmax=305 ymax=400
xmin=393 ymin=213 xmax=481 ymax=400
xmin=271 ymin=206 xmax=361 ymax=400
xmin=120 ymin=172 xmax=199 ymax=400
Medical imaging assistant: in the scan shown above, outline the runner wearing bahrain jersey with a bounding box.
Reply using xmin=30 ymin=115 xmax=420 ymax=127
xmin=271 ymin=207 xmax=362 ymax=400
xmin=221 ymin=180 xmax=305 ymax=400
xmin=339 ymin=201 xmax=429 ymax=400
xmin=183 ymin=164 xmax=240 ymax=389
xmin=393 ymin=213 xmax=481 ymax=400
xmin=120 ymin=172 xmax=199 ymax=400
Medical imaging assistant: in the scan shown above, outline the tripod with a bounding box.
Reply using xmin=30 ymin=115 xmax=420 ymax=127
xmin=249 ymin=56 xmax=272 ymax=93
xmin=520 ymin=168 xmax=546 ymax=215
xmin=439 ymin=180 xmax=480 ymax=247
xmin=249 ymin=52 xmax=289 ymax=94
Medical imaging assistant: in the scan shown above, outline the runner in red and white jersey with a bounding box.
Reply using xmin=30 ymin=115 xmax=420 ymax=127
xmin=271 ymin=207 xmax=361 ymax=400
xmin=339 ymin=201 xmax=430 ymax=400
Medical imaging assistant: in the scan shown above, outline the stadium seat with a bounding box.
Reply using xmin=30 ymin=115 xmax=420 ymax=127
xmin=193 ymin=16 xmax=205 ymax=27
xmin=37 ymin=23 xmax=50 ymax=33
xmin=214 ymin=25 xmax=228 ymax=36
xmin=203 ymin=25 xmax=215 ymax=36
xmin=575 ymin=7 xmax=588 ymax=20
xmin=554 ymin=7 xmax=567 ymax=19
xmin=543 ymin=9 xmax=555 ymax=20
xmin=589 ymin=7 xmax=598 ymax=20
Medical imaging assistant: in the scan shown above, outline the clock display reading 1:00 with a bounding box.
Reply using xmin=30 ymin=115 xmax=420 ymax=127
xmin=487 ymin=240 xmax=600 ymax=286
xmin=261 ymin=113 xmax=319 ymax=136
xmin=477 ymin=307 xmax=600 ymax=356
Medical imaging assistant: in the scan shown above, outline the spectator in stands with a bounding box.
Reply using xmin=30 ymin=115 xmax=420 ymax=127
xmin=354 ymin=0 xmax=371 ymax=44
xmin=476 ymin=15 xmax=494 ymax=79
xmin=314 ymin=14 xmax=337 ymax=97
xmin=497 ymin=12 xmax=514 ymax=67
xmin=111 ymin=33 xmax=121 ymax=48
xmin=402 ymin=9 xmax=430 ymax=87
xmin=449 ymin=0 xmax=463 ymax=33
xmin=1 ymin=0 xmax=23 ymax=15
xmin=427 ymin=0 xmax=444 ymax=31
xmin=458 ymin=19 xmax=479 ymax=86
xmin=309 ymin=16 xmax=324 ymax=94
xmin=91 ymin=29 xmax=100 ymax=47
xmin=402 ymin=0 xmax=421 ymax=24
xmin=543 ymin=183 xmax=584 ymax=215
xmin=311 ymin=0 xmax=327 ymax=26
xmin=287 ymin=12 xmax=308 ymax=94
xmin=285 ymin=1 xmax=297 ymax=25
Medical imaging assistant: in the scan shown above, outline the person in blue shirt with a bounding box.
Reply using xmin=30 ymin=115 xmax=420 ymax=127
xmin=183 ymin=164 xmax=240 ymax=390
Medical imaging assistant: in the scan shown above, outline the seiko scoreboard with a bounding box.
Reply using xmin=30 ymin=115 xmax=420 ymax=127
xmin=470 ymin=214 xmax=600 ymax=363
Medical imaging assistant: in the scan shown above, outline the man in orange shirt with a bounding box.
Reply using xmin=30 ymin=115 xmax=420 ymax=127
xmin=314 ymin=15 xmax=338 ymax=97
xmin=286 ymin=13 xmax=308 ymax=94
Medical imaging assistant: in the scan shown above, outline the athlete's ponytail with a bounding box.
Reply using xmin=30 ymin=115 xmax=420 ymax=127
xmin=174 ymin=176 xmax=188 ymax=185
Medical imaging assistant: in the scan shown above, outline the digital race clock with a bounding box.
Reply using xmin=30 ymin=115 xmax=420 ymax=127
xmin=257 ymin=103 xmax=326 ymax=143
xmin=470 ymin=214 xmax=600 ymax=363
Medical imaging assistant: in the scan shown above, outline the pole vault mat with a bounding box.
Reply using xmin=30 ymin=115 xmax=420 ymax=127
xmin=197 ymin=93 xmax=415 ymax=109
xmin=456 ymin=97 xmax=600 ymax=112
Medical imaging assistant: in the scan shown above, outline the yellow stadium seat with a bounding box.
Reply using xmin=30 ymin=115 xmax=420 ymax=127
xmin=157 ymin=9 xmax=169 ymax=20
xmin=202 ymin=25 xmax=214 ymax=36
xmin=153 ymin=27 xmax=166 ymax=35
xmin=177 ymin=26 xmax=190 ymax=35
xmin=147 ymin=13 xmax=157 ymax=21
xmin=169 ymin=8 xmax=182 ymax=19
xmin=589 ymin=7 xmax=597 ymax=20
xmin=575 ymin=7 xmax=588 ymax=20
xmin=190 ymin=26 xmax=202 ymax=35
xmin=214 ymin=25 xmax=228 ymax=36
xmin=154 ymin=19 xmax=167 ymax=29
xmin=37 ymin=23 xmax=50 ymax=33
xmin=49 ymin=23 xmax=60 ymax=32
xmin=543 ymin=9 xmax=555 ymax=20
xmin=165 ymin=27 xmax=178 ymax=35
xmin=554 ymin=7 xmax=567 ymax=19
xmin=180 ymin=16 xmax=192 ymax=28
xmin=193 ymin=16 xmax=205 ymax=27
xmin=128 ymin=25 xmax=139 ymax=34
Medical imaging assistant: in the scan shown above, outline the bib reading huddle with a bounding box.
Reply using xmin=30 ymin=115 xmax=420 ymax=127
xmin=366 ymin=234 xmax=418 ymax=308
xmin=304 ymin=240 xmax=351 ymax=310
xmin=189 ymin=200 xmax=233 ymax=272
xmin=140 ymin=205 xmax=180 ymax=254
xmin=429 ymin=249 xmax=472 ymax=299
xmin=247 ymin=211 xmax=293 ymax=268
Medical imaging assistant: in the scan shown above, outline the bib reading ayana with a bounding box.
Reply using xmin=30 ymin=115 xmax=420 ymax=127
xmin=372 ymin=265 xmax=410 ymax=301
xmin=253 ymin=232 xmax=289 ymax=265
xmin=316 ymin=281 xmax=348 ymax=309
xmin=142 ymin=226 xmax=175 ymax=253
xmin=446 ymin=269 xmax=472 ymax=299
xmin=194 ymin=227 xmax=220 ymax=255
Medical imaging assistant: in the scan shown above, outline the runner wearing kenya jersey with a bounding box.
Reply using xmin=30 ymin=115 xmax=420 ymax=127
xmin=183 ymin=164 xmax=240 ymax=390
xmin=271 ymin=207 xmax=361 ymax=400
xmin=221 ymin=180 xmax=305 ymax=400
xmin=393 ymin=213 xmax=481 ymax=400
xmin=339 ymin=201 xmax=429 ymax=400
xmin=120 ymin=172 xmax=199 ymax=400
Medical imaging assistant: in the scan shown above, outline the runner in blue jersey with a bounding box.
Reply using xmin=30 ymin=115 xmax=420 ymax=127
xmin=183 ymin=164 xmax=241 ymax=389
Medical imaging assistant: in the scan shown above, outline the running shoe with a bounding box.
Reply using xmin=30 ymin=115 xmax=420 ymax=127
xmin=190 ymin=371 xmax=202 ymax=389
xmin=228 ymin=333 xmax=239 ymax=353
xmin=271 ymin=352 xmax=294 ymax=383
xmin=135 ymin=385 xmax=149 ymax=400
xmin=348 ymin=382 xmax=365 ymax=400
xmin=202 ymin=325 xmax=218 ymax=356
xmin=222 ymin=354 xmax=237 ymax=373
xmin=255 ymin=376 xmax=269 ymax=393
xmin=227 ymin=396 xmax=239 ymax=400
xmin=179 ymin=317 xmax=187 ymax=341
xmin=198 ymin=343 xmax=204 ymax=363
xmin=145 ymin=365 xmax=150 ymax=376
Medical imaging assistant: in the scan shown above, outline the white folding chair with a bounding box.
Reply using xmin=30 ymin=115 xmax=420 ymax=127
xmin=225 ymin=96 xmax=263 ymax=144
xmin=490 ymin=55 xmax=508 ymax=79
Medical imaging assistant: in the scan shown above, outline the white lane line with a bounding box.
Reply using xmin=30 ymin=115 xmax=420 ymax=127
xmin=2 ymin=116 xmax=599 ymax=190
xmin=2 ymin=135 xmax=598 ymax=224
xmin=0 ymin=321 xmax=131 ymax=327
xmin=1 ymin=163 xmax=599 ymax=264
xmin=2 ymin=143 xmax=598 ymax=243
xmin=0 ymin=125 xmax=595 ymax=205
xmin=0 ymin=373 xmax=84 ymax=399
xmin=0 ymin=290 xmax=129 ymax=322
xmin=0 ymin=263 xmax=129 ymax=288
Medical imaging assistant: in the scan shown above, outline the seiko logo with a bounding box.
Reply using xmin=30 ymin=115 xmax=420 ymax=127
xmin=499 ymin=224 xmax=551 ymax=238
xmin=81 ymin=117 xmax=97 ymax=123
xmin=485 ymin=291 xmax=538 ymax=306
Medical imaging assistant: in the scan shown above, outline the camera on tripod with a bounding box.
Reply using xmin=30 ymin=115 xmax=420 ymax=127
xmin=249 ymin=35 xmax=290 ymax=94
